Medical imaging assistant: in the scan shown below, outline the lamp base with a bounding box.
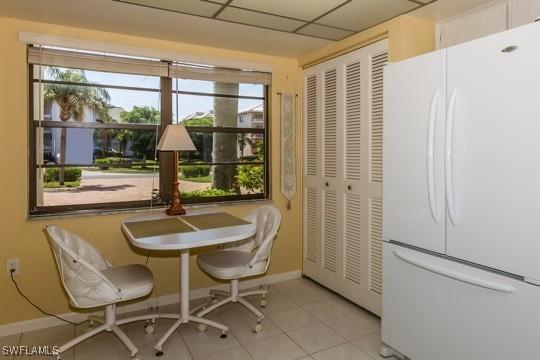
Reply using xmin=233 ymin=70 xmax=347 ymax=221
xmin=166 ymin=180 xmax=186 ymax=216
xmin=166 ymin=207 xmax=186 ymax=216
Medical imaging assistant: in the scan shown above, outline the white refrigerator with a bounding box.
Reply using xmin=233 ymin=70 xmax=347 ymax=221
xmin=382 ymin=22 xmax=540 ymax=359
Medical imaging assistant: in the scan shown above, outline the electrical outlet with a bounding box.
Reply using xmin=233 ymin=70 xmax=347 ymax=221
xmin=6 ymin=258 xmax=19 ymax=276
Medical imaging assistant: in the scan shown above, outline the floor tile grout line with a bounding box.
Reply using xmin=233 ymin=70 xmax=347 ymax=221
xmin=286 ymin=321 xmax=348 ymax=355
xmin=349 ymin=334 xmax=384 ymax=360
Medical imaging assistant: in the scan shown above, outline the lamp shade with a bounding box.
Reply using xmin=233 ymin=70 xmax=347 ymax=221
xmin=157 ymin=124 xmax=196 ymax=151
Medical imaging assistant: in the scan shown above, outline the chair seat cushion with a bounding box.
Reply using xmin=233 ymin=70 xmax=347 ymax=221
xmin=102 ymin=264 xmax=154 ymax=301
xmin=197 ymin=250 xmax=264 ymax=279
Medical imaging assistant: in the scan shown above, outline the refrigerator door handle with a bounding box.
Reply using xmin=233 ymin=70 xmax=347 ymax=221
xmin=427 ymin=90 xmax=441 ymax=223
xmin=445 ymin=88 xmax=459 ymax=226
xmin=393 ymin=249 xmax=516 ymax=293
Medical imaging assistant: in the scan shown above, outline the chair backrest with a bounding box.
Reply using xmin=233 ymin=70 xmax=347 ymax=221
xmin=244 ymin=205 xmax=281 ymax=270
xmin=44 ymin=225 xmax=120 ymax=308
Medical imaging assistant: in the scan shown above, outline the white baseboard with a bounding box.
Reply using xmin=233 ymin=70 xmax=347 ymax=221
xmin=0 ymin=270 xmax=301 ymax=337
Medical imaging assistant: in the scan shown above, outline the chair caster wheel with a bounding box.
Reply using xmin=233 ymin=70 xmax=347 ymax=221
xmin=260 ymin=299 xmax=267 ymax=307
xmin=253 ymin=324 xmax=263 ymax=333
xmin=198 ymin=324 xmax=207 ymax=332
xmin=145 ymin=324 xmax=155 ymax=334
xmin=220 ymin=332 xmax=228 ymax=339
xmin=211 ymin=297 xmax=219 ymax=304
xmin=155 ymin=350 xmax=164 ymax=356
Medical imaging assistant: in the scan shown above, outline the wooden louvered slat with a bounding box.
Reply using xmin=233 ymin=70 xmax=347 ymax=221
xmin=324 ymin=69 xmax=337 ymax=178
xmin=304 ymin=188 xmax=320 ymax=263
xmin=344 ymin=193 xmax=362 ymax=284
xmin=306 ymin=75 xmax=318 ymax=176
xmin=370 ymin=52 xmax=388 ymax=183
xmin=369 ymin=197 xmax=383 ymax=294
xmin=323 ymin=190 xmax=338 ymax=273
xmin=345 ymin=62 xmax=361 ymax=181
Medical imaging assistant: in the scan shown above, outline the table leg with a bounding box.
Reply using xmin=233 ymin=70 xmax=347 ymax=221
xmin=180 ymin=249 xmax=189 ymax=320
xmin=154 ymin=250 xmax=229 ymax=354
xmin=154 ymin=250 xmax=190 ymax=353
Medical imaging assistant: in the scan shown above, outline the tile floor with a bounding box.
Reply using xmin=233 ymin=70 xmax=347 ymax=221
xmin=0 ymin=278 xmax=387 ymax=360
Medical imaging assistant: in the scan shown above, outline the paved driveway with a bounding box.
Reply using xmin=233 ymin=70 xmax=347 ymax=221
xmin=43 ymin=171 xmax=209 ymax=206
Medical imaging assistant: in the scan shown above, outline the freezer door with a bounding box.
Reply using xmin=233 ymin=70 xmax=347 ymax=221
xmin=382 ymin=242 xmax=540 ymax=360
xmin=445 ymin=22 xmax=540 ymax=280
xmin=383 ymin=50 xmax=446 ymax=253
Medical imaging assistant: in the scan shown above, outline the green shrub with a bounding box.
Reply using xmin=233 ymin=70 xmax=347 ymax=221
xmin=94 ymin=158 xmax=111 ymax=170
xmin=94 ymin=157 xmax=134 ymax=170
xmin=180 ymin=188 xmax=235 ymax=199
xmin=236 ymin=164 xmax=264 ymax=192
xmin=44 ymin=168 xmax=82 ymax=182
xmin=181 ymin=164 xmax=211 ymax=178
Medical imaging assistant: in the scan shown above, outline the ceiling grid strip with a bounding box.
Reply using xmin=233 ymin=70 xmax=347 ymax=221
xmin=112 ymin=0 xmax=436 ymax=41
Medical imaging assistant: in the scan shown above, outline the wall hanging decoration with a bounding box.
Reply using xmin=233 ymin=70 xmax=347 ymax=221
xmin=279 ymin=91 xmax=297 ymax=209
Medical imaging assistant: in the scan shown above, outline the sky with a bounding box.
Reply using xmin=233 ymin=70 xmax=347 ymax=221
xmin=45 ymin=68 xmax=264 ymax=122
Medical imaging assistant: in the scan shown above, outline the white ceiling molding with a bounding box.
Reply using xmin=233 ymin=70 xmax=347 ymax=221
xmin=19 ymin=32 xmax=274 ymax=72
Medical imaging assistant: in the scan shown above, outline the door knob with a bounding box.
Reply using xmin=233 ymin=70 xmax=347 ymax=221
xmin=325 ymin=182 xmax=329 ymax=187
xmin=348 ymin=185 xmax=352 ymax=190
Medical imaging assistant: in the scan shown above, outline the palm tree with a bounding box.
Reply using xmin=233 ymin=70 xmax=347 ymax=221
xmin=44 ymin=68 xmax=110 ymax=184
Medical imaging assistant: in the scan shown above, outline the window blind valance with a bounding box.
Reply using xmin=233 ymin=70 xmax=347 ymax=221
xmin=169 ymin=63 xmax=272 ymax=85
xmin=28 ymin=47 xmax=272 ymax=85
xmin=28 ymin=47 xmax=169 ymax=77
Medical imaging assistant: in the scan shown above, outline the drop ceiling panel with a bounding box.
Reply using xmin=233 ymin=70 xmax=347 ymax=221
xmin=230 ymin=0 xmax=347 ymax=21
xmin=123 ymin=0 xmax=221 ymax=17
xmin=297 ymin=23 xmax=355 ymax=41
xmin=218 ymin=6 xmax=306 ymax=32
xmin=318 ymin=0 xmax=420 ymax=32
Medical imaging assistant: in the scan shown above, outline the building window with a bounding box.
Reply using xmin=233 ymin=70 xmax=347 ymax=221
xmin=29 ymin=46 xmax=270 ymax=215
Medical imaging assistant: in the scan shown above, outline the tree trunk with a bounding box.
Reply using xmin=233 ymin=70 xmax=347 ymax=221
xmin=142 ymin=154 xmax=147 ymax=169
xmin=59 ymin=127 xmax=67 ymax=185
xmin=212 ymin=82 xmax=239 ymax=191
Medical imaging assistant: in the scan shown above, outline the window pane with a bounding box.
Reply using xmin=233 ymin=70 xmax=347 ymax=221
xmin=39 ymin=66 xmax=160 ymax=89
xmin=172 ymin=94 xmax=264 ymax=128
xmin=33 ymin=66 xmax=160 ymax=124
xmin=33 ymin=85 xmax=160 ymax=124
xmin=37 ymin=127 xmax=159 ymax=207
xmin=178 ymin=164 xmax=264 ymax=201
xmin=40 ymin=166 xmax=160 ymax=207
xmin=174 ymin=79 xmax=264 ymax=97
xmin=39 ymin=128 xmax=158 ymax=164
xmin=180 ymin=132 xmax=264 ymax=163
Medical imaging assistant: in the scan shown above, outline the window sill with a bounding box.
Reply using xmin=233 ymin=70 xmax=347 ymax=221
xmin=27 ymin=198 xmax=274 ymax=221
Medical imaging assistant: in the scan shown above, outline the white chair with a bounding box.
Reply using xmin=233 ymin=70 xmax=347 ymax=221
xmin=196 ymin=205 xmax=281 ymax=332
xmin=45 ymin=225 xmax=158 ymax=359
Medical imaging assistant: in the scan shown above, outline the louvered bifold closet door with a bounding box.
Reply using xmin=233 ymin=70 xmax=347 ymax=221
xmin=303 ymin=68 xmax=323 ymax=277
xmin=321 ymin=64 xmax=341 ymax=276
xmin=302 ymin=39 xmax=388 ymax=316
xmin=365 ymin=44 xmax=389 ymax=315
xmin=342 ymin=58 xmax=364 ymax=289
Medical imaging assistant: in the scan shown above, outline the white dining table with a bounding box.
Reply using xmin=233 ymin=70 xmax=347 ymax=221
xmin=121 ymin=209 xmax=256 ymax=355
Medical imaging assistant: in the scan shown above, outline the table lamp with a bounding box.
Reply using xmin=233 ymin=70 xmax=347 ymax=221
xmin=157 ymin=124 xmax=196 ymax=215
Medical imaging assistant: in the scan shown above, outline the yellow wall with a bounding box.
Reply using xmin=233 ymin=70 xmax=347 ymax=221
xmin=0 ymin=12 xmax=434 ymax=326
xmin=0 ymin=16 xmax=303 ymax=326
